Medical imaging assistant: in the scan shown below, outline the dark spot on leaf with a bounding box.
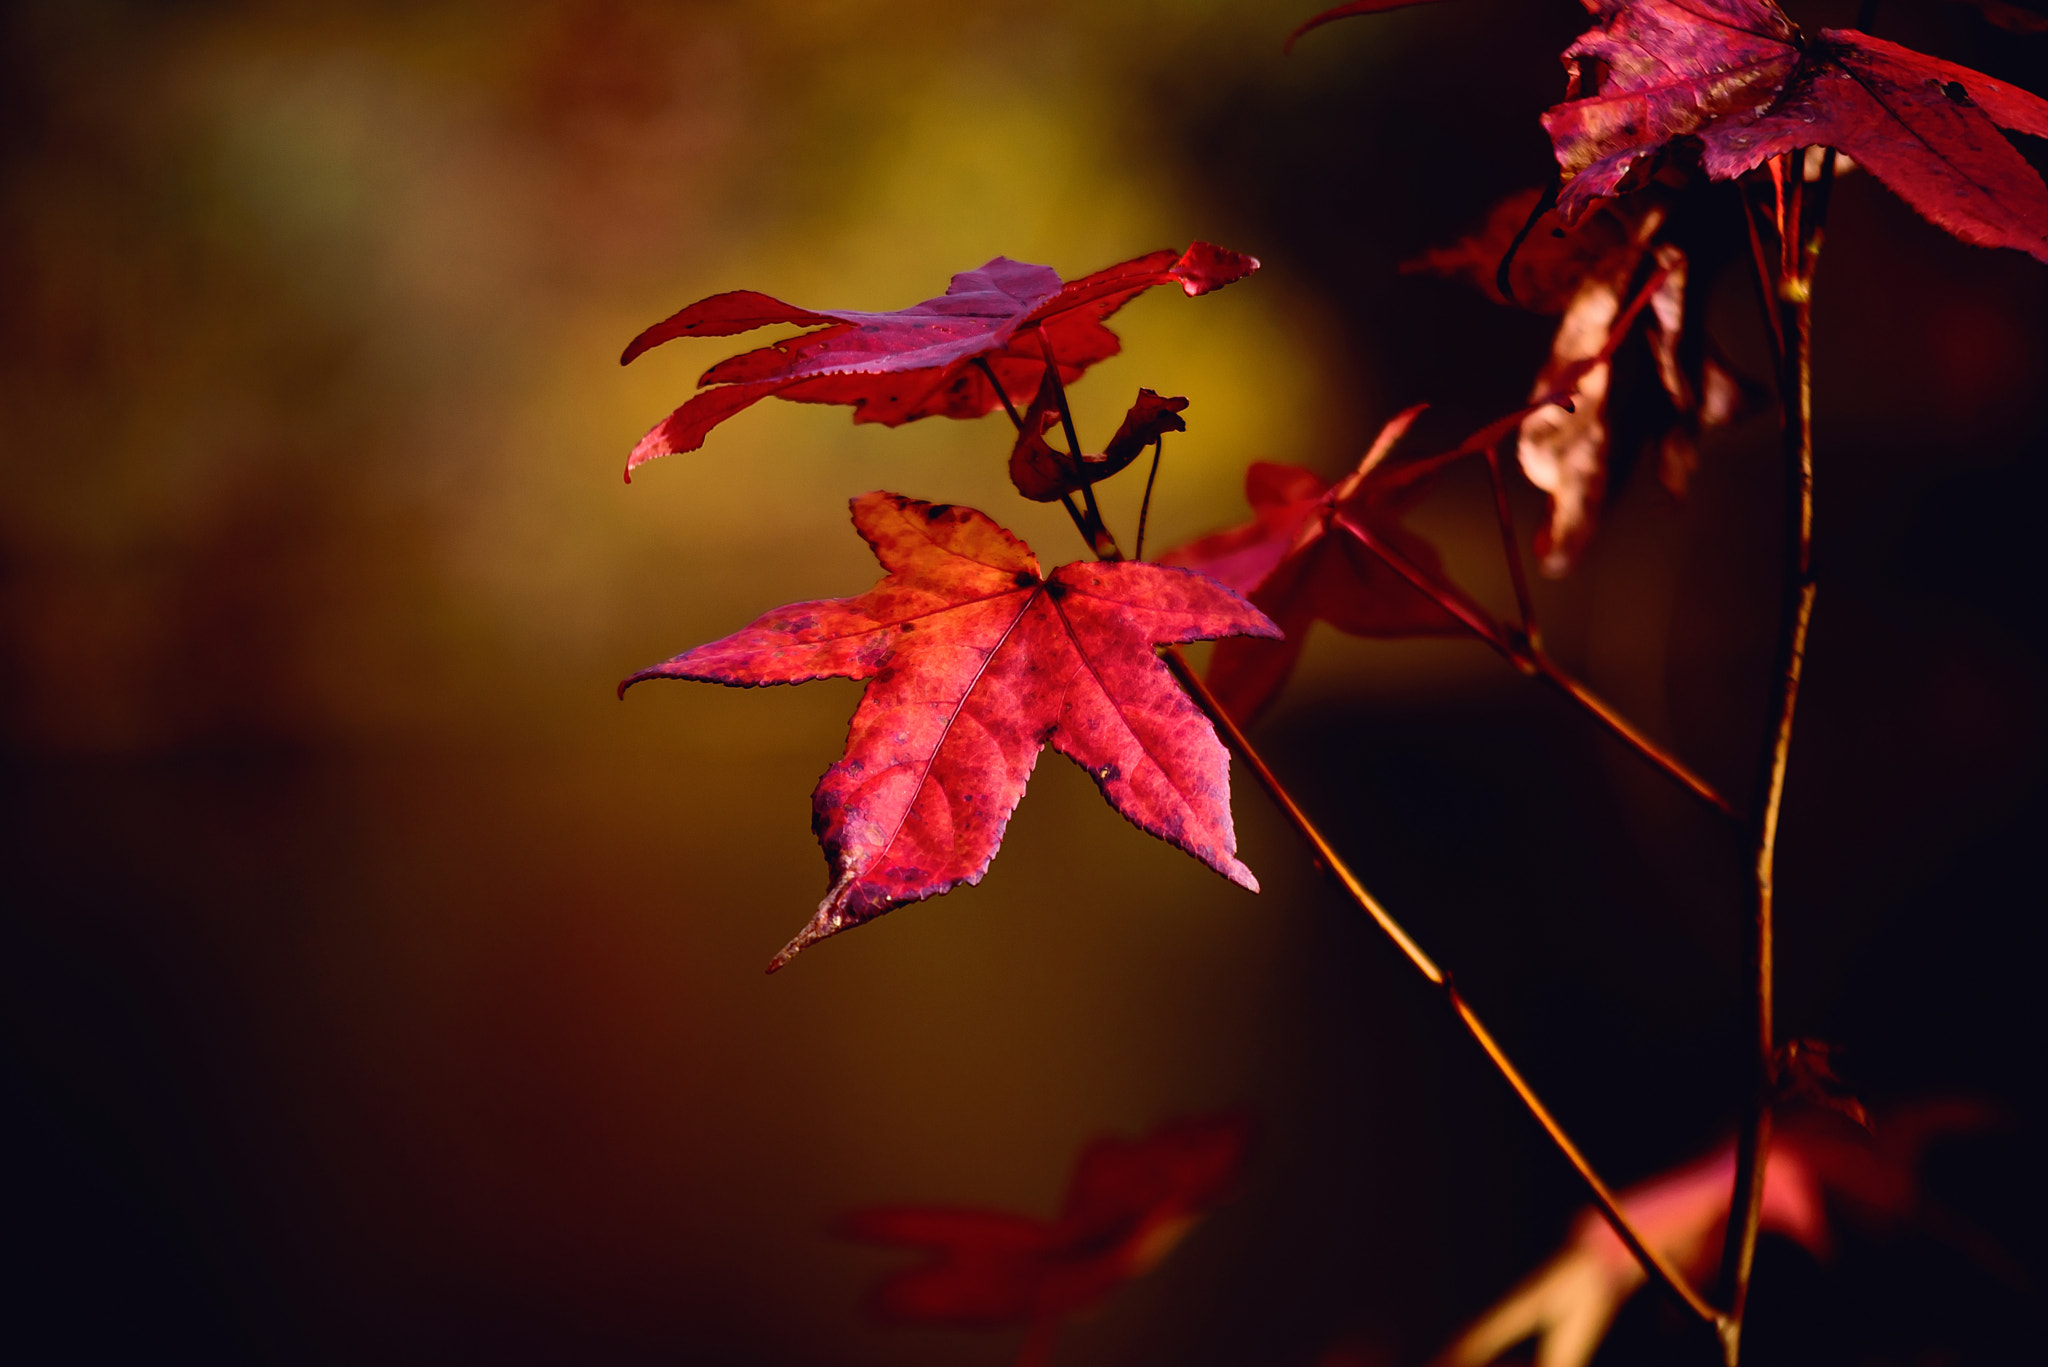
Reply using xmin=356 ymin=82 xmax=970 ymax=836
xmin=926 ymin=503 xmax=953 ymax=521
xmin=1014 ymin=571 xmax=1037 ymax=588
xmin=1044 ymin=580 xmax=1069 ymax=600
xmin=1944 ymin=80 xmax=1971 ymax=105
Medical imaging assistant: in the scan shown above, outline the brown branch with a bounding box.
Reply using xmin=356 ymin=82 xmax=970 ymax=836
xmin=1161 ymin=646 xmax=1726 ymax=1333
xmin=1336 ymin=514 xmax=1740 ymax=824
xmin=1718 ymin=152 xmax=1820 ymax=1367
xmin=1740 ymin=189 xmax=1786 ymax=367
xmin=1484 ymin=441 xmax=1539 ymax=638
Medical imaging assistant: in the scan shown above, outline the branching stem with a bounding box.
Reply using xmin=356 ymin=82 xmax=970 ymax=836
xmin=1035 ymin=335 xmax=1123 ymax=560
xmin=1338 ymin=515 xmax=1738 ymax=823
xmin=974 ymin=356 xmax=1027 ymax=431
xmin=1718 ymin=150 xmax=1822 ymax=1367
xmin=1159 ymin=646 xmax=1725 ymax=1333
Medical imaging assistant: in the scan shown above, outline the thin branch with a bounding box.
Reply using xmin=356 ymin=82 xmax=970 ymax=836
xmin=1058 ymin=492 xmax=1096 ymax=548
xmin=1338 ymin=514 xmax=1740 ymax=824
xmin=1134 ymin=437 xmax=1166 ymax=561
xmin=973 ymin=356 xmax=1026 ymax=431
xmin=1483 ymin=440 xmax=1538 ymax=638
xmin=1740 ymin=186 xmax=1786 ymax=366
xmin=1495 ymin=174 xmax=1561 ymax=308
xmin=1160 ymin=647 xmax=1726 ymax=1333
xmin=1719 ymin=151 xmax=1821 ymax=1367
xmin=1036 ymin=333 xmax=1123 ymax=560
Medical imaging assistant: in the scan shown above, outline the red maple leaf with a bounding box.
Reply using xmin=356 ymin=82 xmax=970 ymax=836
xmin=1160 ymin=407 xmax=1479 ymax=723
xmin=1544 ymin=0 xmax=2048 ymax=261
xmin=619 ymin=492 xmax=1279 ymax=969
xmin=618 ymin=243 xmax=1257 ymax=478
xmin=844 ymin=1111 xmax=1251 ymax=1360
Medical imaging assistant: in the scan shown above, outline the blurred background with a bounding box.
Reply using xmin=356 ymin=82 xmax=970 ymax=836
xmin=3 ymin=1 xmax=2045 ymax=1362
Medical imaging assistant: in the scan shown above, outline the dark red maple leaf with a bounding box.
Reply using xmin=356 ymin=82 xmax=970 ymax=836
xmin=620 ymin=492 xmax=1279 ymax=969
xmin=1545 ymin=0 xmax=2048 ymax=261
xmin=844 ymin=1111 xmax=1251 ymax=1355
xmin=619 ymin=243 xmax=1257 ymax=478
xmin=1160 ymin=407 xmax=1482 ymax=724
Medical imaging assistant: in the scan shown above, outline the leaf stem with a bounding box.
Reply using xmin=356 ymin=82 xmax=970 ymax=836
xmin=1483 ymin=440 xmax=1538 ymax=638
xmin=1160 ymin=646 xmax=1725 ymax=1333
xmin=974 ymin=356 xmax=1027 ymax=431
xmin=1739 ymin=188 xmax=1786 ymax=368
xmin=1718 ymin=153 xmax=1820 ymax=1367
xmin=1035 ymin=333 xmax=1123 ymax=560
xmin=1135 ymin=436 xmax=1165 ymax=561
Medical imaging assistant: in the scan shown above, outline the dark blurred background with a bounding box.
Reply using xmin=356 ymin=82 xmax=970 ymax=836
xmin=3 ymin=1 xmax=2044 ymax=1363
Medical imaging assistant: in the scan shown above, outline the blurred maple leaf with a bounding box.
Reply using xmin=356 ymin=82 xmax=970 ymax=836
xmin=1411 ymin=188 xmax=1759 ymax=573
xmin=620 ymin=492 xmax=1278 ymax=968
xmin=845 ymin=1111 xmax=1252 ymax=1365
xmin=1948 ymin=0 xmax=2048 ymax=34
xmin=1434 ymin=1104 xmax=2001 ymax=1367
xmin=1160 ymin=406 xmax=1476 ymax=723
xmin=1544 ymin=0 xmax=2048 ymax=260
xmin=1160 ymin=274 xmax=1679 ymax=720
xmin=618 ymin=243 xmax=1256 ymax=477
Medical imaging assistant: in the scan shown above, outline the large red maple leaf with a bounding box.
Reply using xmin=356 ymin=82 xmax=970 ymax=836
xmin=1160 ymin=407 xmax=1479 ymax=723
xmin=844 ymin=1111 xmax=1251 ymax=1355
xmin=618 ymin=243 xmax=1257 ymax=478
xmin=1545 ymin=0 xmax=2048 ymax=260
xmin=620 ymin=492 xmax=1279 ymax=969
